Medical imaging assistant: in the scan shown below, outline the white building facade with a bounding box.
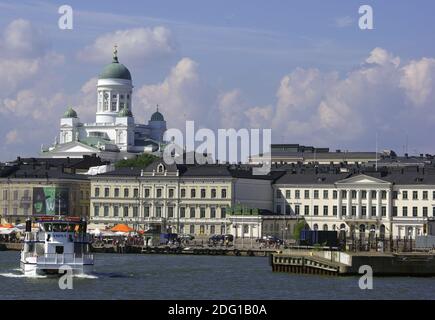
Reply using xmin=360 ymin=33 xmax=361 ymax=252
xmin=273 ymin=170 xmax=435 ymax=239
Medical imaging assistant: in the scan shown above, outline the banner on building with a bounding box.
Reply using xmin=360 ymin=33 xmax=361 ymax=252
xmin=32 ymin=187 xmax=69 ymax=215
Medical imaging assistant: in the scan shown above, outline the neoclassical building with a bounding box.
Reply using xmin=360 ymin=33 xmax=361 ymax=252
xmin=41 ymin=47 xmax=167 ymax=162
xmin=88 ymin=160 xmax=278 ymax=236
xmin=273 ymin=166 xmax=435 ymax=238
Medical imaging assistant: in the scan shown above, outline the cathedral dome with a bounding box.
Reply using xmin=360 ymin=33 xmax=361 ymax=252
xmin=98 ymin=47 xmax=131 ymax=80
xmin=63 ymin=107 xmax=77 ymax=118
xmin=118 ymin=107 xmax=133 ymax=117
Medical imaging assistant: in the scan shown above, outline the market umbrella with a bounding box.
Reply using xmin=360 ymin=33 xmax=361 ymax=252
xmin=111 ymin=224 xmax=134 ymax=233
xmin=0 ymin=223 xmax=14 ymax=228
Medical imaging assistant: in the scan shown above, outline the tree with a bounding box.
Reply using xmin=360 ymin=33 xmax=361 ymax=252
xmin=293 ymin=219 xmax=306 ymax=240
xmin=115 ymin=153 xmax=158 ymax=169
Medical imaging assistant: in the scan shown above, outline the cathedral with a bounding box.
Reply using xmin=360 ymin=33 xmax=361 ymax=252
xmin=41 ymin=46 xmax=167 ymax=162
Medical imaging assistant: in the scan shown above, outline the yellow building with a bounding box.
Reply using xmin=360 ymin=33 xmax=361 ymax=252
xmin=89 ymin=161 xmax=278 ymax=237
xmin=0 ymin=159 xmax=91 ymax=224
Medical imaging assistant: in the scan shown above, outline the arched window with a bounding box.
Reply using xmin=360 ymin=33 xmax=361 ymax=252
xmin=340 ymin=223 xmax=346 ymax=230
xmin=313 ymin=223 xmax=318 ymax=231
xmin=157 ymin=163 xmax=165 ymax=173
xmin=359 ymin=224 xmax=366 ymax=233
xmin=323 ymin=224 xmax=328 ymax=231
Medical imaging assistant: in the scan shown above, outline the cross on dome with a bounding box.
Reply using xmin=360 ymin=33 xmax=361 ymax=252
xmin=113 ymin=44 xmax=118 ymax=63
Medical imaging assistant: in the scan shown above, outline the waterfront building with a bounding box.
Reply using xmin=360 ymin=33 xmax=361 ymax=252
xmin=40 ymin=47 xmax=167 ymax=162
xmin=0 ymin=157 xmax=97 ymax=224
xmin=249 ymin=144 xmax=381 ymax=165
xmin=89 ymin=160 xmax=281 ymax=236
xmin=273 ymin=166 xmax=435 ymax=238
xmin=227 ymin=205 xmax=302 ymax=240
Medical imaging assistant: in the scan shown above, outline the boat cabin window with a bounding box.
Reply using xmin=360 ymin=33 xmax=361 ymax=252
xmin=55 ymin=246 xmax=64 ymax=254
xmin=41 ymin=222 xmax=83 ymax=233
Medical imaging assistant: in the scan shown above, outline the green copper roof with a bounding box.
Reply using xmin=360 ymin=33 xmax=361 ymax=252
xmin=151 ymin=110 xmax=164 ymax=121
xmin=118 ymin=107 xmax=133 ymax=117
xmin=80 ymin=136 xmax=111 ymax=148
xmin=63 ymin=107 xmax=77 ymax=118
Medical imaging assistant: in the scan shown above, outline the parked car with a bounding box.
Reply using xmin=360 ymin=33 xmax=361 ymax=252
xmin=224 ymin=234 xmax=234 ymax=242
xmin=209 ymin=234 xmax=224 ymax=242
xmin=179 ymin=234 xmax=195 ymax=241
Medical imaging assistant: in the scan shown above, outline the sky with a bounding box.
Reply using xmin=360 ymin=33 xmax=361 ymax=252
xmin=1 ymin=0 xmax=435 ymax=161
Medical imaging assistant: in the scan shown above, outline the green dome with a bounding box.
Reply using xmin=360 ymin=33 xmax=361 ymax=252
xmin=63 ymin=107 xmax=77 ymax=118
xmin=118 ymin=107 xmax=133 ymax=117
xmin=151 ymin=111 xmax=164 ymax=121
xmin=99 ymin=56 xmax=132 ymax=80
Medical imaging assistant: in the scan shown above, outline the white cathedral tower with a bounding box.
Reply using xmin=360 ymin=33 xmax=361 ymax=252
xmin=42 ymin=46 xmax=167 ymax=162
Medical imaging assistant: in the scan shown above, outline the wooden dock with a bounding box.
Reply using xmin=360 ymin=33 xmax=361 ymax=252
xmin=271 ymin=249 xmax=435 ymax=276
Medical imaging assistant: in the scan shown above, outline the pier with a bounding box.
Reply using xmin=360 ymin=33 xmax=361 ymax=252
xmin=271 ymin=249 xmax=435 ymax=276
xmin=91 ymin=244 xmax=277 ymax=256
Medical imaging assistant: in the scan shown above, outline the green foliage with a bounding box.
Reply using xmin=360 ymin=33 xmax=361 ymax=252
xmin=115 ymin=153 xmax=158 ymax=169
xmin=313 ymin=243 xmax=322 ymax=251
xmin=293 ymin=219 xmax=306 ymax=240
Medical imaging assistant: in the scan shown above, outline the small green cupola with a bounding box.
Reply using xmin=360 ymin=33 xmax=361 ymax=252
xmin=63 ymin=107 xmax=78 ymax=118
xmin=150 ymin=105 xmax=164 ymax=121
xmin=118 ymin=107 xmax=133 ymax=117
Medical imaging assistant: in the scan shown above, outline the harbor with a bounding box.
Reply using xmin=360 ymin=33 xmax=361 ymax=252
xmin=270 ymin=249 xmax=435 ymax=276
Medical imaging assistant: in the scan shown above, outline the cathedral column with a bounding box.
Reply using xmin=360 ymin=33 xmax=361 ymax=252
xmin=376 ymin=190 xmax=382 ymax=219
xmin=346 ymin=189 xmax=351 ymax=217
xmin=367 ymin=189 xmax=372 ymax=218
xmin=337 ymin=189 xmax=342 ymax=220
xmin=356 ymin=189 xmax=362 ymax=219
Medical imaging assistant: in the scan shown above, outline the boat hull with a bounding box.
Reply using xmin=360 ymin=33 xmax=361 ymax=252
xmin=20 ymin=260 xmax=94 ymax=277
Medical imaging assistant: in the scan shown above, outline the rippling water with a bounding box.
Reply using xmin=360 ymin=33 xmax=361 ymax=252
xmin=0 ymin=251 xmax=434 ymax=300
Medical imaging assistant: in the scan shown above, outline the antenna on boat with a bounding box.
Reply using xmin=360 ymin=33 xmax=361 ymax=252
xmin=58 ymin=194 xmax=61 ymax=219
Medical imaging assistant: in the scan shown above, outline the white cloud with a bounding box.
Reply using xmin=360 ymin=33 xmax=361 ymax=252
xmin=5 ymin=130 xmax=21 ymax=145
xmin=77 ymin=27 xmax=176 ymax=65
xmin=400 ymin=57 xmax=435 ymax=107
xmin=135 ymin=57 xmax=212 ymax=128
xmin=220 ymin=48 xmax=435 ymax=150
xmin=1 ymin=19 xmax=49 ymax=58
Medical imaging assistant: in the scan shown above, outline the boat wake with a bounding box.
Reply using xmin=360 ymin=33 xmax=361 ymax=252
xmin=0 ymin=272 xmax=47 ymax=279
xmin=74 ymin=274 xmax=98 ymax=279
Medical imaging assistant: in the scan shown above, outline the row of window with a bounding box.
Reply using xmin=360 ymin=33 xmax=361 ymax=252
xmin=93 ymin=205 xmax=228 ymax=219
xmin=1 ymin=190 xmax=89 ymax=201
xmin=94 ymin=187 xmax=227 ymax=199
xmin=276 ymin=204 xmax=435 ymax=217
xmin=276 ymin=189 xmax=435 ymax=201
xmin=2 ymin=206 xmax=88 ymax=216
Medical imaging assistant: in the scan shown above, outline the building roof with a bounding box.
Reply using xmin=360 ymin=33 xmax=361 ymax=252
xmin=95 ymin=160 xmax=283 ymax=181
xmin=274 ymin=165 xmax=435 ymax=186
xmin=0 ymin=155 xmax=108 ymax=179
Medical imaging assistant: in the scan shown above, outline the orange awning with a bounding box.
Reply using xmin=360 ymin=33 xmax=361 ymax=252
xmin=111 ymin=224 xmax=134 ymax=233
xmin=0 ymin=223 xmax=14 ymax=228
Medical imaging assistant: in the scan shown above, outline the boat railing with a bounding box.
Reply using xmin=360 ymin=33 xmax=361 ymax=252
xmin=22 ymin=252 xmax=94 ymax=265
xmin=25 ymin=232 xmax=91 ymax=243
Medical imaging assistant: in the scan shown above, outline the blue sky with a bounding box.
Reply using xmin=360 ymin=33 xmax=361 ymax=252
xmin=1 ymin=0 xmax=435 ymax=160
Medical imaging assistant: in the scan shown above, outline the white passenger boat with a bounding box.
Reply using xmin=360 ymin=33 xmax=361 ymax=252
xmin=20 ymin=216 xmax=94 ymax=276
